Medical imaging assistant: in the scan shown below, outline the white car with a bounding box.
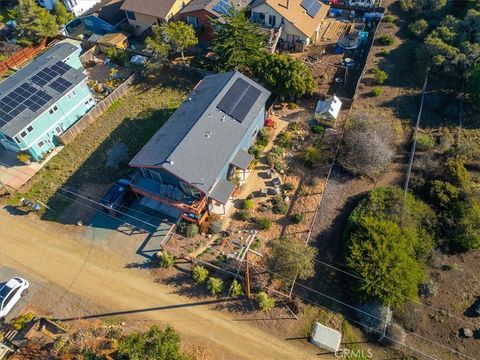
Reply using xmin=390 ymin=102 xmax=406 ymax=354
xmin=0 ymin=277 xmax=29 ymax=319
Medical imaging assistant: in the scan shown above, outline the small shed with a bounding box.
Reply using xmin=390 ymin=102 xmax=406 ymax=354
xmin=315 ymin=95 xmax=342 ymax=122
xmin=310 ymin=322 xmax=342 ymax=352
xmin=97 ymin=32 xmax=129 ymax=52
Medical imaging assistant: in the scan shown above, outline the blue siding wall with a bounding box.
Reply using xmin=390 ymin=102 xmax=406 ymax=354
xmin=15 ymin=81 xmax=95 ymax=160
xmin=81 ymin=15 xmax=117 ymax=34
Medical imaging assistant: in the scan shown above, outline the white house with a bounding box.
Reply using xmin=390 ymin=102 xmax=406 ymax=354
xmin=249 ymin=0 xmax=330 ymax=48
xmin=314 ymin=95 xmax=342 ymax=122
xmin=38 ymin=0 xmax=101 ymax=16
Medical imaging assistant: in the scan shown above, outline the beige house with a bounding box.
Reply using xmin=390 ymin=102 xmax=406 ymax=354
xmin=121 ymin=0 xmax=191 ymax=35
xmin=249 ymin=0 xmax=330 ymax=48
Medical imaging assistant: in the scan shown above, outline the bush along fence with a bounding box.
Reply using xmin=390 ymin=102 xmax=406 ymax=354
xmin=0 ymin=38 xmax=48 ymax=76
xmin=56 ymin=74 xmax=136 ymax=145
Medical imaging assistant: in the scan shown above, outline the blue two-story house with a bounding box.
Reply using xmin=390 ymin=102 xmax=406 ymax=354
xmin=0 ymin=42 xmax=96 ymax=161
xmin=128 ymin=71 xmax=271 ymax=223
xmin=66 ymin=0 xmax=126 ymax=35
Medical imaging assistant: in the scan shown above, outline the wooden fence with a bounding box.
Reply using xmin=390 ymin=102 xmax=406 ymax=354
xmin=0 ymin=39 xmax=47 ymax=76
xmin=56 ymin=74 xmax=136 ymax=145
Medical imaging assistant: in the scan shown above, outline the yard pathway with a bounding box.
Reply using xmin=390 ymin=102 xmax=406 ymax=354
xmin=0 ymin=209 xmax=322 ymax=360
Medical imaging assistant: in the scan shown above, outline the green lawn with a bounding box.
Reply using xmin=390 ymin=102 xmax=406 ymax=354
xmin=18 ymin=68 xmax=201 ymax=219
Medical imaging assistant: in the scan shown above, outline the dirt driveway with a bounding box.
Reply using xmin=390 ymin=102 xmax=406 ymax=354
xmin=0 ymin=209 xmax=321 ymax=360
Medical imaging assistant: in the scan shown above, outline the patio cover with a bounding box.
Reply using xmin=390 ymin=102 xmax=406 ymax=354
xmin=210 ymin=179 xmax=235 ymax=204
xmin=231 ymin=149 xmax=253 ymax=170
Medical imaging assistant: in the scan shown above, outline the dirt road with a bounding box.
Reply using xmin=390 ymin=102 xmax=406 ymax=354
xmin=0 ymin=210 xmax=319 ymax=359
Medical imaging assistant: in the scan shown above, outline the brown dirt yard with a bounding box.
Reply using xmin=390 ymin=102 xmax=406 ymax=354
xmin=0 ymin=208 xmax=325 ymax=360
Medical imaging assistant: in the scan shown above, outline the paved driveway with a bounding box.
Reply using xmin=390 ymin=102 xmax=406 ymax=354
xmin=0 ymin=147 xmax=63 ymax=190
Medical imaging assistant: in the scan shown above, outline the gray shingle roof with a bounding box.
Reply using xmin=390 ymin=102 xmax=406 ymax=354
xmin=129 ymin=71 xmax=270 ymax=196
xmin=231 ymin=149 xmax=253 ymax=170
xmin=209 ymin=178 xmax=235 ymax=204
xmin=0 ymin=43 xmax=87 ymax=137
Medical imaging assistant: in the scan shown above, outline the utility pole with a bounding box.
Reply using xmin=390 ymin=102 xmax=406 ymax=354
xmin=245 ymin=251 xmax=251 ymax=300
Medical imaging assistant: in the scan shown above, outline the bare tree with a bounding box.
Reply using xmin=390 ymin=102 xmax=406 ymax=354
xmin=338 ymin=113 xmax=394 ymax=178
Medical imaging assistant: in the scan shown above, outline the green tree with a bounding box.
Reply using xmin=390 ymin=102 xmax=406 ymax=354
xmin=399 ymin=0 xmax=446 ymax=13
xmin=162 ymin=21 xmax=198 ymax=60
xmin=452 ymin=202 xmax=480 ymax=251
xmin=206 ymin=277 xmax=224 ymax=295
xmin=211 ymin=8 xmax=266 ymax=73
xmin=346 ymin=216 xmax=426 ymax=308
xmin=409 ymin=19 xmax=429 ymax=38
xmin=466 ymin=63 xmax=480 ymax=109
xmin=267 ymin=237 xmax=317 ymax=283
xmin=254 ymin=53 xmax=316 ymax=99
xmin=145 ymin=25 xmax=171 ymax=62
xmin=347 ymin=186 xmax=436 ymax=260
xmin=117 ymin=325 xmax=188 ymax=360
xmin=10 ymin=0 xmax=58 ymax=46
xmin=192 ymin=265 xmax=209 ymax=284
xmin=255 ymin=291 xmax=275 ymax=311
xmin=53 ymin=1 xmax=74 ymax=27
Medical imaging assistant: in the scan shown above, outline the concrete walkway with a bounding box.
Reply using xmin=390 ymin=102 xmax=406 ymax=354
xmin=0 ymin=146 xmax=63 ymax=190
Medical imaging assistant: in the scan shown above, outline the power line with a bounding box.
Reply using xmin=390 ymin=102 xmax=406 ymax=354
xmin=49 ymin=188 xmax=476 ymax=360
xmin=246 ymin=262 xmax=476 ymax=360
xmin=3 ymin=163 xmax=476 ymax=328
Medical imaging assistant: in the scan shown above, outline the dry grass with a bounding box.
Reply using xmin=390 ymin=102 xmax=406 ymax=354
xmin=13 ymin=68 xmax=201 ymax=218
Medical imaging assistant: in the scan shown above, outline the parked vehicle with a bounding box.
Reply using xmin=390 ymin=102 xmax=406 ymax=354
xmin=0 ymin=278 xmax=30 ymax=318
xmin=472 ymin=298 xmax=480 ymax=317
xmin=100 ymin=179 xmax=136 ymax=216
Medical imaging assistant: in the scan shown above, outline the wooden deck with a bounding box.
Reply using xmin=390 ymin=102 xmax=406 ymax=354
xmin=318 ymin=20 xmax=352 ymax=44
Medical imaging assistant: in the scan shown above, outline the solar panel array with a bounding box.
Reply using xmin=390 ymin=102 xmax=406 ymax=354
xmin=31 ymin=61 xmax=70 ymax=87
xmin=301 ymin=0 xmax=322 ymax=17
xmin=0 ymin=61 xmax=72 ymax=127
xmin=217 ymin=78 xmax=262 ymax=123
xmin=212 ymin=0 xmax=232 ymax=15
xmin=49 ymin=77 xmax=73 ymax=93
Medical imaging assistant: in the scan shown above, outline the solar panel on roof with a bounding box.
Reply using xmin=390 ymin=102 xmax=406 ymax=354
xmin=301 ymin=0 xmax=322 ymax=17
xmin=212 ymin=0 xmax=232 ymax=15
xmin=217 ymin=78 xmax=249 ymax=115
xmin=49 ymin=77 xmax=72 ymax=93
xmin=51 ymin=61 xmax=70 ymax=75
xmin=31 ymin=74 xmax=49 ymax=87
xmin=217 ymin=78 xmax=262 ymax=123
xmin=230 ymin=86 xmax=261 ymax=123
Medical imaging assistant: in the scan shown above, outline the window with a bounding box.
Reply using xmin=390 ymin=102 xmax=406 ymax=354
xmin=126 ymin=11 xmax=136 ymax=20
xmin=268 ymin=15 xmax=276 ymax=27
xmin=20 ymin=131 xmax=27 ymax=138
xmin=84 ymin=19 xmax=93 ymax=26
xmin=38 ymin=141 xmax=45 ymax=148
xmin=55 ymin=126 xmax=63 ymax=134
xmin=101 ymin=24 xmax=111 ymax=31
xmin=49 ymin=105 xmax=58 ymax=115
xmin=14 ymin=136 xmax=21 ymax=144
xmin=251 ymin=12 xmax=265 ymax=23
xmin=66 ymin=90 xmax=76 ymax=100
xmin=186 ymin=16 xmax=199 ymax=29
xmin=3 ymin=288 xmax=19 ymax=308
xmin=27 ymin=126 xmax=33 ymax=133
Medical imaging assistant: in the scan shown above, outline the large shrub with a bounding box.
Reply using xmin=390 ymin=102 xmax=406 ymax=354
xmin=118 ymin=325 xmax=188 ymax=360
xmin=339 ymin=113 xmax=394 ymax=178
xmin=345 ymin=187 xmax=437 ymax=307
xmin=158 ymin=252 xmax=175 ymax=268
xmin=267 ymin=237 xmax=317 ymax=283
